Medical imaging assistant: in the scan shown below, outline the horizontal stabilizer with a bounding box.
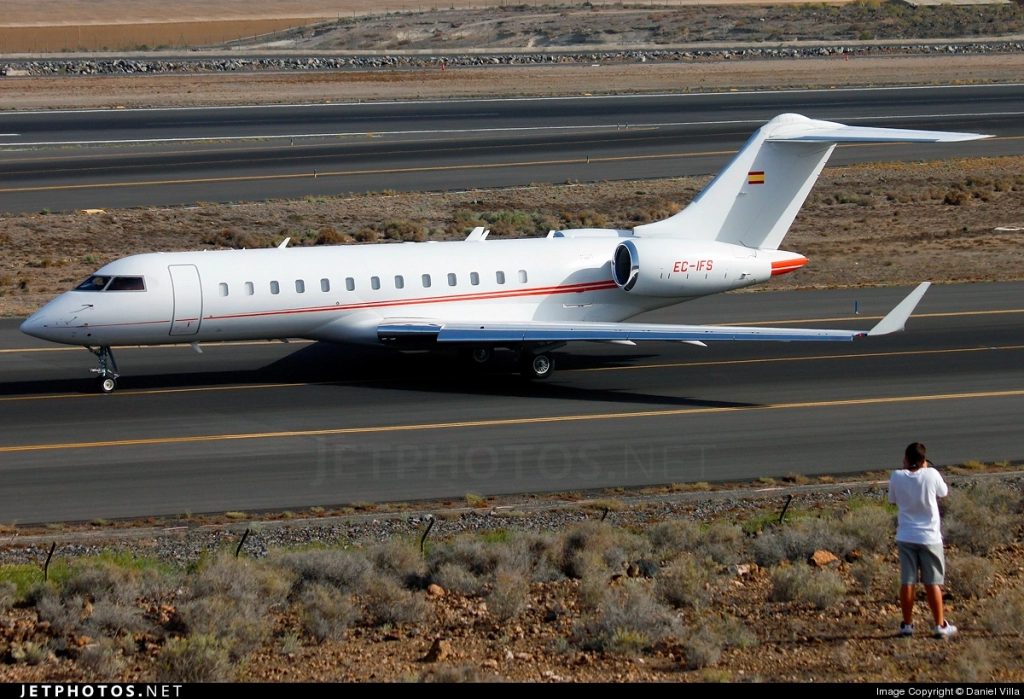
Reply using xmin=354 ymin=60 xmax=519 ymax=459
xmin=633 ymin=114 xmax=992 ymax=250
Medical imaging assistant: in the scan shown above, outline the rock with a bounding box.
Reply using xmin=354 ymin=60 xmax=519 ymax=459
xmin=482 ymin=658 xmax=499 ymax=669
xmin=421 ymin=638 xmax=452 ymax=663
xmin=635 ymin=559 xmax=660 ymax=578
xmin=426 ymin=583 xmax=445 ymax=597
xmin=809 ymin=550 xmax=839 ymax=567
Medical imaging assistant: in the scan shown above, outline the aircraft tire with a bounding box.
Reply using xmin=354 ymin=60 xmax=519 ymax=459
xmin=520 ymin=353 xmax=554 ymax=380
xmin=98 ymin=376 xmax=117 ymax=394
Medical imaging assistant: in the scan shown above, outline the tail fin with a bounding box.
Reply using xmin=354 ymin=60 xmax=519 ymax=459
xmin=633 ymin=113 xmax=990 ymax=250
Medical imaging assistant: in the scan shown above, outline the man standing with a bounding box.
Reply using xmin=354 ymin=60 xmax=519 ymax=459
xmin=888 ymin=442 xmax=957 ymax=639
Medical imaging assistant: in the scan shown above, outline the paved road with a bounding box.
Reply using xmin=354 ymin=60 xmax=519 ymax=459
xmin=1 ymin=282 xmax=1022 ymax=523
xmin=1 ymin=83 xmax=1023 ymax=212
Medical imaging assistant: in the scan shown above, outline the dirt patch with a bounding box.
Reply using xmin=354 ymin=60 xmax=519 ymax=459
xmin=4 ymin=155 xmax=1023 ymax=317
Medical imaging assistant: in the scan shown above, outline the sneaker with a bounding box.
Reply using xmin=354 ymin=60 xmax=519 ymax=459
xmin=934 ymin=622 xmax=957 ymax=639
xmin=899 ymin=623 xmax=914 ymax=637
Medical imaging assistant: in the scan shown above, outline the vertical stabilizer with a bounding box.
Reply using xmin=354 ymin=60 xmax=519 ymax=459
xmin=633 ymin=114 xmax=990 ymax=250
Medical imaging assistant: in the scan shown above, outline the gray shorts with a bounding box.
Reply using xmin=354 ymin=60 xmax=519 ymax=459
xmin=897 ymin=541 xmax=945 ymax=586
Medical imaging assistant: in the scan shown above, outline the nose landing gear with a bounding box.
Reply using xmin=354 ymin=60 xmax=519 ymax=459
xmin=88 ymin=346 xmax=119 ymax=393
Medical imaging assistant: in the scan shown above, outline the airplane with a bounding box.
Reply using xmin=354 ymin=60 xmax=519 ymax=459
xmin=20 ymin=113 xmax=989 ymax=393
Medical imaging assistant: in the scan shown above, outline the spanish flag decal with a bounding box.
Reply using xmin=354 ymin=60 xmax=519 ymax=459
xmin=748 ymin=171 xmax=765 ymax=185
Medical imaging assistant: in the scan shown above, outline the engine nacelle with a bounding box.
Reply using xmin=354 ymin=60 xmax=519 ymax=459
xmin=612 ymin=238 xmax=774 ymax=297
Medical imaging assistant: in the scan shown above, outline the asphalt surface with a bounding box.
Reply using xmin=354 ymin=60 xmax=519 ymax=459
xmin=1 ymin=282 xmax=1023 ymax=524
xmin=1 ymin=83 xmax=1023 ymax=212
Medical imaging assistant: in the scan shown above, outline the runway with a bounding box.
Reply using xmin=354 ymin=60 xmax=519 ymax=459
xmin=2 ymin=83 xmax=1023 ymax=213
xmin=1 ymin=282 xmax=1023 ymax=524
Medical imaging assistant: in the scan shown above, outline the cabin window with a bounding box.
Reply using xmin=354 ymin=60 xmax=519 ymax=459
xmin=496 ymin=271 xmax=505 ymax=285
xmin=395 ymin=275 xmax=404 ymax=289
xmin=422 ymin=274 xmax=431 ymax=288
xmin=470 ymin=272 xmax=480 ymax=286
xmin=320 ymin=278 xmax=330 ymax=292
xmin=270 ymin=281 xmax=280 ymax=295
xmin=105 ymin=276 xmax=146 ymax=291
xmin=295 ymin=280 xmax=305 ymax=293
xmin=447 ymin=273 xmax=457 ymax=287
xmin=245 ymin=282 xmax=254 ymax=295
xmin=346 ymin=277 xmax=355 ymax=291
xmin=518 ymin=270 xmax=528 ymax=283
xmin=218 ymin=283 xmax=229 ymax=297
xmin=371 ymin=276 xmax=381 ymax=291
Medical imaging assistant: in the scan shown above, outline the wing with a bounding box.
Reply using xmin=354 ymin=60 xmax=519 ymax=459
xmin=379 ymin=283 xmax=930 ymax=345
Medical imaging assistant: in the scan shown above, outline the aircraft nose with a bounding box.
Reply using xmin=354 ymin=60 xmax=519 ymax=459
xmin=20 ymin=310 xmax=53 ymax=340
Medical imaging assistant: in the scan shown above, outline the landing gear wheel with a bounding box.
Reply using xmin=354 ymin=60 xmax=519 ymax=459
xmin=470 ymin=347 xmax=492 ymax=364
xmin=520 ymin=353 xmax=554 ymax=380
xmin=88 ymin=346 xmax=120 ymax=394
xmin=97 ymin=376 xmax=117 ymax=394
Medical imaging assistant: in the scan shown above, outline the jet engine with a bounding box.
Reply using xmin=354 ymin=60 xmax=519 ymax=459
xmin=612 ymin=238 xmax=773 ymax=297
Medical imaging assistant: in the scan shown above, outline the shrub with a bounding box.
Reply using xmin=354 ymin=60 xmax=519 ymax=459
xmin=753 ymin=518 xmax=856 ymax=567
xmin=944 ymin=553 xmax=995 ymax=600
xmin=273 ymin=548 xmax=371 ymax=594
xmin=372 ymin=539 xmax=427 ymax=589
xmin=79 ymin=638 xmax=126 ymax=679
xmin=486 ymin=568 xmax=529 ymax=622
xmin=656 ymin=553 xmax=715 ymax=610
xmin=770 ymin=563 xmax=847 ymax=609
xmin=648 ymin=521 xmax=701 ymax=559
xmin=574 ymin=581 xmax=679 ymax=653
xmin=298 ymin=584 xmax=358 ymax=642
xmin=64 ymin=561 xmax=141 ymax=605
xmin=696 ymin=523 xmax=746 ymax=565
xmin=683 ymin=627 xmax=723 ymax=670
xmin=0 ymin=581 xmax=16 ymax=612
xmin=982 ymin=589 xmax=1024 ymax=636
xmin=942 ymin=482 xmax=1019 ymax=554
xmin=838 ymin=503 xmax=894 ymax=553
xmin=155 ymin=634 xmax=232 ymax=682
xmin=202 ymin=227 xmax=262 ymax=249
xmin=83 ymin=599 xmax=151 ymax=637
xmin=362 ymin=577 xmax=429 ymax=626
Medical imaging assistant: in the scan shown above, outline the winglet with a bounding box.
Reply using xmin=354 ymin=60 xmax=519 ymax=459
xmin=867 ymin=282 xmax=931 ymax=336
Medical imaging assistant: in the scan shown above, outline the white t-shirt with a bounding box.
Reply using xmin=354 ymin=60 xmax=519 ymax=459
xmin=888 ymin=467 xmax=948 ymax=545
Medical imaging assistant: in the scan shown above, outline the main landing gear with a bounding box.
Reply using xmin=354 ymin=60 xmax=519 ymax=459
xmin=519 ymin=352 xmax=555 ymax=380
xmin=88 ymin=346 xmax=119 ymax=393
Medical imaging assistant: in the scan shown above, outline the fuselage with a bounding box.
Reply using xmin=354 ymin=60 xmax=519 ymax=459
xmin=20 ymin=235 xmax=795 ymax=348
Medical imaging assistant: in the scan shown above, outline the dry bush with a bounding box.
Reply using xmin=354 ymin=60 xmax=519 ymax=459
xmin=272 ymin=548 xmax=372 ymax=594
xmin=560 ymin=521 xmax=626 ymax=579
xmin=314 ymin=227 xmax=347 ymax=245
xmin=180 ymin=553 xmax=291 ymax=658
xmin=486 ymin=568 xmax=529 ymax=622
xmin=372 ymin=539 xmax=428 ymax=589
xmin=430 ymin=562 xmax=484 ymax=596
xmin=982 ymin=588 xmax=1024 ymax=636
xmin=427 ymin=536 xmax=504 ymax=580
xmin=942 ymin=481 xmax=1020 ymax=554
xmin=83 ymin=599 xmax=151 ymax=637
xmin=753 ymin=518 xmax=856 ymax=567
xmin=850 ymin=556 xmax=881 ymax=592
xmin=950 ymin=639 xmax=994 ymax=682
xmin=770 ymin=563 xmax=847 ymax=609
xmin=838 ymin=503 xmax=895 ymax=553
xmin=63 ymin=561 xmax=141 ymax=605
xmin=79 ymin=638 xmax=126 ymax=680
xmin=297 ymin=584 xmax=358 ymax=643
xmin=155 ymin=634 xmax=232 ymax=683
xmin=648 ymin=520 xmax=701 ymax=560
xmin=573 ymin=581 xmax=680 ymax=653
xmin=656 ymin=552 xmax=716 ymax=610
xmin=695 ymin=523 xmax=746 ymax=565
xmin=503 ymin=532 xmax=563 ymax=583
xmin=362 ymin=577 xmax=430 ymax=627
xmin=35 ymin=590 xmax=86 ymax=637
xmin=944 ymin=552 xmax=995 ymax=600
xmin=201 ymin=226 xmax=264 ymax=249
xmin=682 ymin=627 xmax=723 ymax=670
xmin=425 ymin=664 xmax=494 ymax=683
xmin=0 ymin=581 xmax=16 ymax=613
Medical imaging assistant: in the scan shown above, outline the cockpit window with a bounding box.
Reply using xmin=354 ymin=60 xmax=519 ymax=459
xmin=106 ymin=276 xmax=146 ymax=291
xmin=75 ymin=276 xmax=111 ymax=291
xmin=74 ymin=275 xmax=145 ymax=292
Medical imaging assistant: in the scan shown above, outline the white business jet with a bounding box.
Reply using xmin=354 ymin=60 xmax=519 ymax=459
xmin=21 ymin=114 xmax=988 ymax=392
